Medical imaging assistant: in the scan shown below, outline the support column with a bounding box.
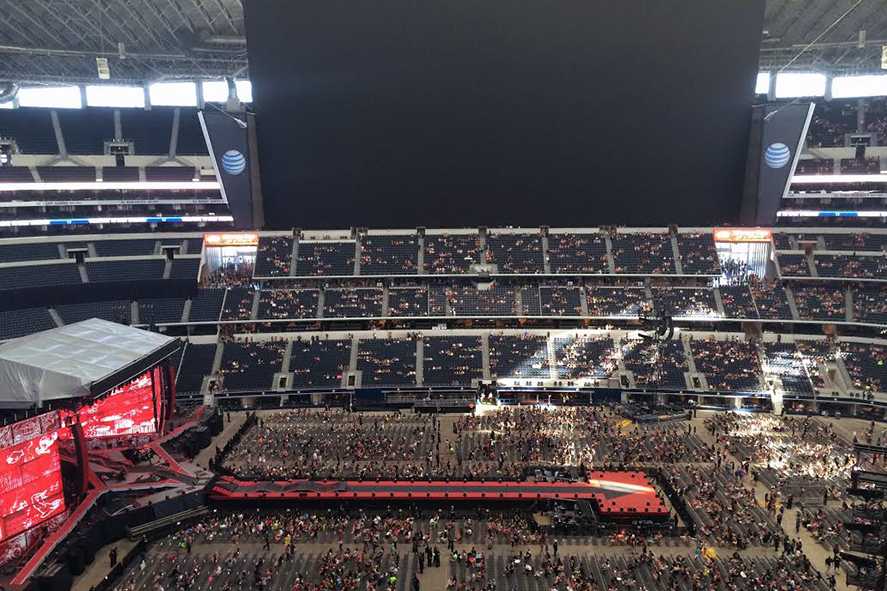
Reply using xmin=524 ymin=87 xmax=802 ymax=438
xmin=353 ymin=238 xmax=362 ymax=276
xmin=846 ymin=287 xmax=854 ymax=323
xmin=604 ymin=235 xmax=616 ymax=274
xmin=541 ymin=233 xmax=551 ymax=274
xmin=250 ymin=290 xmax=261 ymax=320
xmin=712 ymin=288 xmax=726 ymax=317
xmin=349 ymin=336 xmax=360 ymax=372
xmin=415 ymin=337 xmax=424 ymax=386
xmin=784 ymin=286 xmax=801 ymax=321
xmin=382 ymin=286 xmax=390 ymax=317
xmin=671 ymin=234 xmax=683 ymax=274
xmin=481 ymin=334 xmax=491 ymax=380
xmin=417 ymin=234 xmax=425 ymax=275
xmin=317 ymin=289 xmax=325 ymax=319
xmin=289 ymin=235 xmax=300 ymax=277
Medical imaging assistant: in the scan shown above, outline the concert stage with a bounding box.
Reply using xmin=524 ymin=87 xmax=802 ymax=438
xmin=210 ymin=471 xmax=669 ymax=521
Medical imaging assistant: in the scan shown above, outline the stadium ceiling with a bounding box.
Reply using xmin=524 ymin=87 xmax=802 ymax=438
xmin=0 ymin=0 xmax=246 ymax=85
xmin=761 ymin=0 xmax=887 ymax=74
xmin=0 ymin=0 xmax=885 ymax=86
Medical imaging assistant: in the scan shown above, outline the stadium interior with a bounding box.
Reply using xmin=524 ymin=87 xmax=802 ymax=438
xmin=3 ymin=1 xmax=887 ymax=591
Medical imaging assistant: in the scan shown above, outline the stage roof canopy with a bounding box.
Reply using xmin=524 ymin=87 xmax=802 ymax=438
xmin=0 ymin=318 xmax=179 ymax=408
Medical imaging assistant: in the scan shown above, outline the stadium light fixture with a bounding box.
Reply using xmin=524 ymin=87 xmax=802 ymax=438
xmin=235 ymin=80 xmax=253 ymax=103
xmin=148 ymin=81 xmax=198 ymax=107
xmin=831 ymin=75 xmax=887 ymax=98
xmin=17 ymin=86 xmax=82 ymax=109
xmin=201 ymin=80 xmax=229 ymax=103
xmin=755 ymin=73 xmax=770 ymax=95
xmin=86 ymin=85 xmax=146 ymax=108
xmin=774 ymin=72 xmax=826 ymax=98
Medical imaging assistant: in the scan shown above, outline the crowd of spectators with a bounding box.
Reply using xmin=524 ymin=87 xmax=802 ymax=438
xmin=289 ymin=337 xmax=351 ymax=388
xmin=545 ymin=233 xmax=609 ymax=274
xmin=748 ymin=279 xmax=792 ymax=320
xmin=488 ymin=334 xmax=550 ymax=379
xmin=676 ymin=233 xmax=721 ymax=275
xmin=792 ymin=286 xmax=847 ymax=322
xmin=611 ymin=234 xmax=676 ymax=275
xmin=485 ymin=234 xmax=544 ymax=274
xmin=254 ymin=236 xmax=294 ymax=277
xmin=690 ymin=339 xmax=762 ymax=393
xmin=553 ymin=336 xmax=618 ymax=380
xmin=388 ymin=287 xmax=430 ymax=317
xmin=854 ymin=287 xmax=887 ymax=324
xmin=296 ymin=242 xmax=357 ymax=277
xmin=841 ymin=342 xmax=887 ymax=393
xmin=218 ymin=340 xmax=287 ymax=392
xmin=258 ymin=289 xmax=320 ymax=320
xmin=719 ymin=285 xmax=758 ymax=319
xmin=358 ymin=337 xmax=418 ymax=386
xmin=622 ymin=340 xmax=687 ymax=389
xmin=705 ymin=413 xmax=854 ymax=504
xmin=424 ymin=234 xmax=480 ymax=274
xmin=360 ymin=235 xmax=419 ymax=275
xmin=587 ymin=287 xmax=652 ymax=317
xmin=795 ymin=158 xmax=835 ymax=175
xmin=777 ymin=253 xmax=811 ymax=277
xmin=324 ymin=288 xmax=385 ymax=318
xmin=840 ymin=157 xmax=881 ymax=174
xmin=220 ymin=287 xmax=256 ymax=321
xmin=423 ymin=336 xmax=483 ymax=386
xmin=221 ymin=410 xmax=438 ymax=480
xmin=539 ymin=286 xmax=584 ymax=316
xmin=443 ymin=286 xmax=517 ymax=316
xmin=652 ymin=288 xmax=718 ymax=318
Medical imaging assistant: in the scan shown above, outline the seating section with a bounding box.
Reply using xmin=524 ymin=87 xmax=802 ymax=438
xmin=824 ymin=233 xmax=887 ymax=252
xmin=809 ymin=100 xmax=855 ymax=147
xmin=842 ymin=343 xmax=887 ymax=393
xmin=691 ymin=339 xmax=762 ymax=392
xmin=254 ymin=236 xmax=294 ymax=277
xmin=423 ymin=234 xmax=480 ymax=274
xmin=546 ymin=233 xmax=609 ymax=274
xmin=489 ymin=335 xmax=550 ymax=379
xmin=653 ymin=288 xmax=718 ymax=318
xmin=423 ymin=336 xmax=483 ymax=386
xmin=93 ymin=239 xmax=157 ymax=257
xmin=323 ymin=289 xmax=384 ymax=318
xmin=719 ymin=286 xmax=758 ymax=319
xmin=0 ymin=307 xmax=55 ymax=340
xmin=37 ymin=166 xmax=96 ymax=182
xmin=553 ymin=335 xmax=617 ymax=379
xmin=101 ymin=166 xmax=140 ymax=182
xmin=295 ymin=242 xmax=355 ymax=276
xmin=0 ymin=167 xmax=35 ymax=183
xmin=623 ymin=339 xmax=687 ymax=388
xmin=56 ymin=300 xmax=131 ymax=325
xmin=0 ymin=263 xmax=81 ymax=289
xmin=611 ymin=233 xmax=676 ymax=274
xmin=219 ymin=341 xmax=286 ymax=391
xmin=0 ymin=243 xmax=60 ymax=262
xmin=587 ymin=287 xmax=651 ymax=317
xmin=387 ymin=287 xmax=429 ymax=317
xmin=188 ymin=288 xmax=224 ymax=322
xmin=137 ymin=297 xmax=186 ymax=325
xmin=289 ymin=338 xmax=351 ymax=388
xmin=777 ymin=253 xmax=811 ymax=277
xmin=443 ymin=286 xmax=516 ymax=316
xmin=486 ymin=233 xmax=544 ymax=274
xmin=258 ymin=289 xmax=319 ymax=320
xmin=176 ymin=342 xmax=216 ymax=394
xmin=749 ymin=281 xmax=792 ymax=320
xmin=815 ymin=254 xmax=885 ymax=280
xmin=677 ymin=233 xmax=721 ymax=275
xmin=357 ymin=338 xmax=417 ymax=385
xmin=540 ymin=286 xmax=583 ymax=316
xmin=220 ymin=287 xmax=255 ymax=321
xmin=86 ymin=259 xmax=164 ymax=282
xmin=359 ymin=235 xmax=419 ymax=275
xmin=855 ymin=287 xmax=887 ymax=324
xmin=144 ymin=166 xmax=196 ymax=181
xmin=0 ymin=108 xmax=56 ymax=153
xmin=169 ymin=258 xmax=200 ymax=280
xmin=760 ymin=342 xmax=815 ymax=394
xmin=793 ymin=285 xmax=846 ymax=322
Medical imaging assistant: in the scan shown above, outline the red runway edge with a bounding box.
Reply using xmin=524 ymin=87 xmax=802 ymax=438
xmin=210 ymin=471 xmax=669 ymax=520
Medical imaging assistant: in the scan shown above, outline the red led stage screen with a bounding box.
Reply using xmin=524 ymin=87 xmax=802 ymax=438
xmin=78 ymin=370 xmax=158 ymax=440
xmin=0 ymin=430 xmax=65 ymax=543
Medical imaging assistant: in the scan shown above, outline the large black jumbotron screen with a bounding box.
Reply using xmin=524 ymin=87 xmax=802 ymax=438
xmin=245 ymin=1 xmax=765 ymax=229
